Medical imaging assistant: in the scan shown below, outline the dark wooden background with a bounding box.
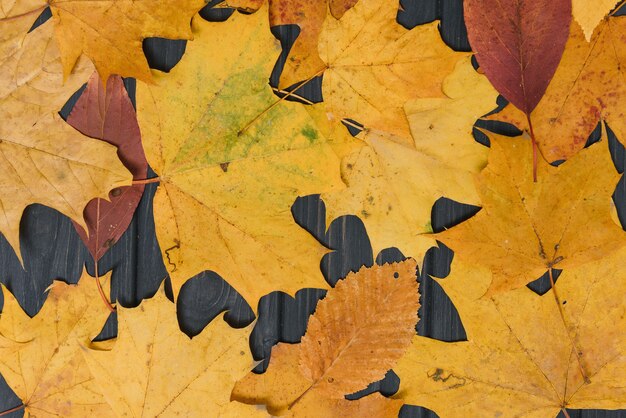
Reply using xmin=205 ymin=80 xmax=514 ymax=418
xmin=1 ymin=1 xmax=625 ymax=417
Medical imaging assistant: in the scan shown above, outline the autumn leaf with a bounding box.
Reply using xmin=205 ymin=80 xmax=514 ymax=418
xmin=464 ymin=0 xmax=571 ymax=115
xmin=404 ymin=56 xmax=497 ymax=173
xmin=67 ymin=73 xmax=148 ymax=262
xmin=572 ymin=0 xmax=620 ymax=41
xmin=485 ymin=15 xmax=626 ymax=163
xmin=322 ymin=128 xmax=480 ymax=261
xmin=136 ymin=6 xmax=351 ymax=306
xmin=317 ymin=0 xmax=466 ymax=139
xmin=81 ymin=284 xmax=267 ymax=417
xmin=1 ymin=0 xmax=206 ymax=83
xmin=436 ymin=133 xmax=624 ymax=295
xmin=225 ymin=0 xmax=358 ymax=88
xmin=0 ymin=273 xmax=114 ymax=417
xmin=232 ymin=260 xmax=418 ymax=416
xmin=0 ymin=21 xmax=131 ymax=260
xmin=395 ymin=252 xmax=626 ymax=416
xmin=463 ymin=0 xmax=571 ymax=179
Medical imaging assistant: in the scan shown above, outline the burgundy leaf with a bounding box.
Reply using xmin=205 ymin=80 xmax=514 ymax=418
xmin=464 ymin=0 xmax=571 ymax=114
xmin=67 ymin=72 xmax=148 ymax=261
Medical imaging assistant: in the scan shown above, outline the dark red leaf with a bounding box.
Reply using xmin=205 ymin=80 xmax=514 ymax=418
xmin=464 ymin=0 xmax=571 ymax=114
xmin=67 ymin=73 xmax=148 ymax=261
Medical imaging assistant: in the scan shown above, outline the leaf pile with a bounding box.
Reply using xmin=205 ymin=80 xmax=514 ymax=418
xmin=1 ymin=1 xmax=626 ymax=417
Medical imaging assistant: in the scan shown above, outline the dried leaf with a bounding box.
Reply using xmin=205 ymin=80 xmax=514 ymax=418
xmin=436 ymin=133 xmax=624 ymax=295
xmin=0 ymin=273 xmax=113 ymax=416
xmin=137 ymin=6 xmax=348 ymax=306
xmin=485 ymin=17 xmax=626 ymax=163
xmin=68 ymin=73 xmax=148 ymax=261
xmin=318 ymin=0 xmax=466 ymax=139
xmin=82 ymin=285 xmax=267 ymax=417
xmin=405 ymin=56 xmax=496 ymax=172
xmin=226 ymin=0 xmax=359 ymax=88
xmin=395 ymin=251 xmax=626 ymax=416
xmin=1 ymin=0 xmax=206 ymax=82
xmin=232 ymin=260 xmax=418 ymax=416
xmin=322 ymin=129 xmax=480 ymax=260
xmin=572 ymin=0 xmax=619 ymax=41
xmin=464 ymin=0 xmax=571 ymax=114
xmin=0 ymin=21 xmax=130 ymax=260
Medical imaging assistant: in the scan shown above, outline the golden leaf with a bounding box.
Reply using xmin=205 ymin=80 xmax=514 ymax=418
xmin=318 ymin=0 xmax=467 ymax=139
xmin=322 ymin=129 xmax=480 ymax=260
xmin=82 ymin=285 xmax=267 ymax=417
xmin=136 ymin=6 xmax=350 ymax=305
xmin=0 ymin=273 xmax=114 ymax=417
xmin=232 ymin=260 xmax=418 ymax=416
xmin=436 ymin=133 xmax=624 ymax=295
xmin=405 ymin=56 xmax=496 ymax=173
xmin=395 ymin=251 xmax=626 ymax=416
xmin=572 ymin=0 xmax=619 ymax=41
xmin=1 ymin=0 xmax=205 ymax=83
xmin=225 ymin=0 xmax=359 ymax=88
xmin=0 ymin=21 xmax=130 ymax=260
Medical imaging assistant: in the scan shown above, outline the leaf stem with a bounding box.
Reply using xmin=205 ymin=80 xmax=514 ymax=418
xmin=0 ymin=6 xmax=46 ymax=23
xmin=94 ymin=200 xmax=115 ymax=313
xmin=0 ymin=404 xmax=25 ymax=416
xmin=132 ymin=177 xmax=161 ymax=185
xmin=237 ymin=67 xmax=327 ymax=137
xmin=561 ymin=408 xmax=571 ymax=418
xmin=548 ymin=268 xmax=589 ymax=384
xmin=526 ymin=113 xmax=538 ymax=182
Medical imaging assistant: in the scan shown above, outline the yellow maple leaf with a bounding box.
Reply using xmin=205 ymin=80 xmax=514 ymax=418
xmin=406 ymin=56 xmax=496 ymax=173
xmin=0 ymin=273 xmax=114 ymax=417
xmin=232 ymin=260 xmax=418 ymax=416
xmin=0 ymin=20 xmax=130 ymax=260
xmin=395 ymin=251 xmax=626 ymax=416
xmin=436 ymin=133 xmax=624 ymax=295
xmin=1 ymin=0 xmax=205 ymax=83
xmin=320 ymin=57 xmax=495 ymax=261
xmin=317 ymin=0 xmax=467 ymax=139
xmin=485 ymin=16 xmax=626 ymax=163
xmin=225 ymin=0 xmax=359 ymax=89
xmin=81 ymin=285 xmax=267 ymax=417
xmin=322 ymin=128 xmax=480 ymax=260
xmin=136 ymin=6 xmax=349 ymax=306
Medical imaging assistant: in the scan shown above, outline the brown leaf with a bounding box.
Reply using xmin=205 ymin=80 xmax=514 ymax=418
xmin=232 ymin=260 xmax=419 ymax=415
xmin=68 ymin=73 xmax=149 ymax=261
xmin=436 ymin=133 xmax=624 ymax=295
xmin=464 ymin=0 xmax=571 ymax=114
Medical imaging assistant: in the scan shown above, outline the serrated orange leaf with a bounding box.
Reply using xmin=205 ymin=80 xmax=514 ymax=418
xmin=436 ymin=133 xmax=624 ymax=295
xmin=232 ymin=260 xmax=418 ymax=416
